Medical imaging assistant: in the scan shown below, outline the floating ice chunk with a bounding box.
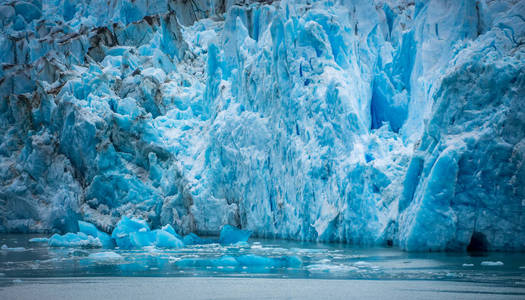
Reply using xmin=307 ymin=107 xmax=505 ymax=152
xmin=48 ymin=232 xmax=102 ymax=248
xmin=481 ymin=261 xmax=504 ymax=266
xmin=236 ymin=255 xmax=302 ymax=268
xmin=175 ymin=258 xmax=213 ymax=268
xmin=462 ymin=263 xmax=474 ymax=267
xmin=177 ymin=256 xmax=240 ymax=268
xmin=0 ymin=244 xmax=26 ymax=252
xmin=110 ymin=217 xmax=184 ymax=249
xmin=175 ymin=254 xmax=301 ymax=270
xmin=78 ymin=221 xmax=113 ymax=248
xmin=88 ymin=251 xmax=124 ymax=263
xmin=235 ymin=255 xmax=273 ymax=267
xmin=152 ymin=229 xmax=184 ymax=248
xmin=69 ymin=249 xmax=90 ymax=257
xmin=278 ymin=256 xmax=303 ymax=268
xmin=182 ymin=233 xmax=216 ymax=245
xmin=307 ymin=264 xmax=359 ymax=273
xmin=212 ymin=256 xmax=239 ymax=267
xmin=45 ymin=221 xmax=113 ymax=248
xmin=111 ymin=216 xmax=151 ymax=249
xmin=219 ymin=225 xmax=252 ymax=245
xmin=161 ymin=224 xmax=182 ymax=239
xmin=29 ymin=237 xmax=49 ymax=243
xmin=233 ymin=241 xmax=249 ymax=247
xmin=168 ymin=256 xmax=180 ymax=263
xmin=354 ymin=261 xmax=371 ymax=268
xmin=78 ymin=221 xmax=100 ymax=237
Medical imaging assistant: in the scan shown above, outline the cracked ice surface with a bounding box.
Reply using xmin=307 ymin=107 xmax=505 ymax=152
xmin=0 ymin=0 xmax=524 ymax=251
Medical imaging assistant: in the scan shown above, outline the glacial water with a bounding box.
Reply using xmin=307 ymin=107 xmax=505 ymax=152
xmin=1 ymin=234 xmax=524 ymax=286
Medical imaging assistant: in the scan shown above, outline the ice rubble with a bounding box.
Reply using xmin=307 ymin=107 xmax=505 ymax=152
xmin=0 ymin=0 xmax=524 ymax=251
xmin=42 ymin=218 xmax=248 ymax=249
xmin=111 ymin=216 xmax=185 ymax=249
xmin=219 ymin=224 xmax=252 ymax=244
xmin=87 ymin=251 xmax=124 ymax=263
xmin=176 ymin=254 xmax=302 ymax=269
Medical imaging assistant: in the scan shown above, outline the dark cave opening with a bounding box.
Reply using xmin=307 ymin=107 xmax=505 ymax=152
xmin=467 ymin=231 xmax=488 ymax=253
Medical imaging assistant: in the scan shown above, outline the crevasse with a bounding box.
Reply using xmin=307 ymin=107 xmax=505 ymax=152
xmin=0 ymin=0 xmax=523 ymax=251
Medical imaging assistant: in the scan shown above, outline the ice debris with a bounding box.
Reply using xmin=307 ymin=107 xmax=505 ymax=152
xmin=182 ymin=233 xmax=216 ymax=246
xmin=78 ymin=221 xmax=113 ymax=248
xmin=48 ymin=220 xmax=113 ymax=248
xmin=111 ymin=217 xmax=184 ymax=249
xmin=0 ymin=244 xmax=26 ymax=252
xmin=48 ymin=232 xmax=102 ymax=248
xmin=39 ymin=217 xmax=251 ymax=249
xmin=176 ymin=254 xmax=302 ymax=269
xmin=480 ymin=261 xmax=504 ymax=267
xmin=218 ymin=225 xmax=252 ymax=245
xmin=87 ymin=251 xmax=124 ymax=263
xmin=29 ymin=237 xmax=49 ymax=243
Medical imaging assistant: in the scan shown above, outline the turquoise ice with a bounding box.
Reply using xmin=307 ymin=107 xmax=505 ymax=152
xmin=0 ymin=0 xmax=524 ymax=251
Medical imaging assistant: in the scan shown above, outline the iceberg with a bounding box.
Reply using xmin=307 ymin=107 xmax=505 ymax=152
xmin=47 ymin=221 xmax=112 ymax=248
xmin=182 ymin=233 xmax=216 ymax=246
xmin=0 ymin=0 xmax=523 ymax=252
xmin=48 ymin=232 xmax=102 ymax=248
xmin=153 ymin=229 xmax=184 ymax=248
xmin=219 ymin=225 xmax=252 ymax=245
xmin=78 ymin=221 xmax=114 ymax=248
xmin=111 ymin=216 xmax=183 ymax=249
xmin=42 ymin=217 xmax=184 ymax=249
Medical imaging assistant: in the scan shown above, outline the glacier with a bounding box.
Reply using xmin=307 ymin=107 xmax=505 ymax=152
xmin=0 ymin=0 xmax=523 ymax=252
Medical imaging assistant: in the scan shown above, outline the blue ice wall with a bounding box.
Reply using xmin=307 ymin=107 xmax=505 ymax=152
xmin=0 ymin=0 xmax=523 ymax=251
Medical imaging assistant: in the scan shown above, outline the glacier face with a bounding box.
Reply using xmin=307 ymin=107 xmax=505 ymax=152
xmin=0 ymin=0 xmax=524 ymax=251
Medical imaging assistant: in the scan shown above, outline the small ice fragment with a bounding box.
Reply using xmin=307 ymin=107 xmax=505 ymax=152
xmin=48 ymin=232 xmax=102 ymax=248
xmin=1 ymin=244 xmax=26 ymax=251
xmin=13 ymin=279 xmax=22 ymax=283
xmin=87 ymin=251 xmax=124 ymax=263
xmin=462 ymin=263 xmax=474 ymax=267
xmin=354 ymin=261 xmax=371 ymax=268
xmin=307 ymin=264 xmax=358 ymax=273
xmin=481 ymin=261 xmax=504 ymax=266
xmin=168 ymin=256 xmax=180 ymax=263
xmin=29 ymin=237 xmax=49 ymax=243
